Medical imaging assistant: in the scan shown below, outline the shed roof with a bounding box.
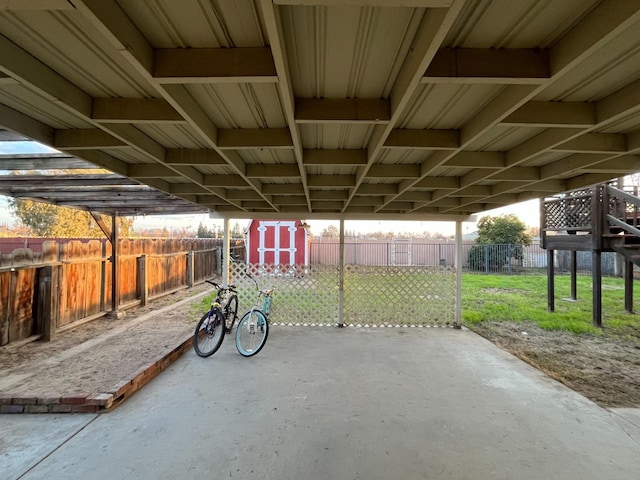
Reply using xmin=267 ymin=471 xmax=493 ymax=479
xmin=0 ymin=1 xmax=639 ymax=220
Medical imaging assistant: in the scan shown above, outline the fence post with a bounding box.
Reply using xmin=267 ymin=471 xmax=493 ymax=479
xmin=37 ymin=265 xmax=58 ymax=342
xmin=215 ymin=247 xmax=222 ymax=275
xmin=547 ymin=249 xmax=555 ymax=312
xmin=625 ymin=259 xmax=634 ymax=313
xmin=186 ymin=251 xmax=194 ymax=288
xmin=484 ymin=245 xmax=489 ymax=274
xmin=138 ymin=254 xmax=148 ymax=306
xmin=508 ymin=244 xmax=512 ymax=275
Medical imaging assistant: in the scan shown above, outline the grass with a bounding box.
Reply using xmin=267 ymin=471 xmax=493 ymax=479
xmin=462 ymin=274 xmax=640 ymax=335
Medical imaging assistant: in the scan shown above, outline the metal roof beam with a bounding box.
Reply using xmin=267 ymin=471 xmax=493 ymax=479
xmin=217 ymin=129 xmax=293 ymax=149
xmin=424 ymin=48 xmax=550 ymax=84
xmin=384 ymin=129 xmax=459 ymax=149
xmin=92 ymin=98 xmax=185 ymax=123
xmin=153 ymin=47 xmax=277 ymax=84
xmin=501 ymin=101 xmax=596 ymax=127
xmin=295 ymin=98 xmax=391 ymax=124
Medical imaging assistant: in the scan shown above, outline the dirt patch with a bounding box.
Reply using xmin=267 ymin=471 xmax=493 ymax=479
xmin=0 ymin=283 xmax=212 ymax=397
xmin=469 ymin=321 xmax=640 ymax=408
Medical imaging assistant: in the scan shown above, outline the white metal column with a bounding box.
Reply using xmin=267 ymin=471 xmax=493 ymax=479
xmin=455 ymin=220 xmax=463 ymax=328
xmin=223 ymin=218 xmax=231 ymax=286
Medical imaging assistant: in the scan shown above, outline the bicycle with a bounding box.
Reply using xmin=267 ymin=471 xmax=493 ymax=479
xmin=235 ymin=275 xmax=274 ymax=357
xmin=193 ymin=280 xmax=239 ymax=358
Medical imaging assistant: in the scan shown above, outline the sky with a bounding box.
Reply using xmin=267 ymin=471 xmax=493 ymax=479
xmin=0 ymin=141 xmax=540 ymax=235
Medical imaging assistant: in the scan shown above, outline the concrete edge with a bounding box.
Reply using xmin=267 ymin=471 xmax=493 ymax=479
xmin=0 ymin=335 xmax=194 ymax=415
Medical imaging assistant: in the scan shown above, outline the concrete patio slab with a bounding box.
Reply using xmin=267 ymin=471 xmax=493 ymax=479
xmin=2 ymin=327 xmax=639 ymax=480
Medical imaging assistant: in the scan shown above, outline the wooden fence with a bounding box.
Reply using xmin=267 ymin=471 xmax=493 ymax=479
xmin=0 ymin=238 xmax=222 ymax=347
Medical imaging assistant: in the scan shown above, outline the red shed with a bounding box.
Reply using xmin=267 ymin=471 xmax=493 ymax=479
xmin=245 ymin=220 xmax=309 ymax=266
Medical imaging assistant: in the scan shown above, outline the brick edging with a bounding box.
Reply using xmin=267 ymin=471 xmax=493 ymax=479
xmin=0 ymin=335 xmax=194 ymax=414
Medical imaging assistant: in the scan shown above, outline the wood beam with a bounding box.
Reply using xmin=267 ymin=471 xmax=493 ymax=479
xmin=597 ymin=77 xmax=640 ymax=125
xmin=506 ymin=128 xmax=583 ymax=168
xmin=579 ymin=155 xmax=640 ymax=173
xmin=202 ymin=175 xmax=249 ymax=187
xmin=384 ymin=129 xmax=459 ymax=149
xmin=395 ymin=191 xmax=433 ymax=202
xmin=218 ymin=128 xmax=293 ymax=149
xmin=153 ymin=47 xmax=277 ymax=83
xmin=303 ymin=149 xmax=368 ymax=166
xmin=0 ymin=104 xmax=53 ymax=145
xmin=262 ymin=183 xmax=305 ymax=195
xmin=165 ymin=149 xmax=227 ymax=166
xmin=245 ymin=164 xmax=300 ymax=178
xmin=356 ymin=184 xmax=398 ymax=195
xmin=54 ymin=129 xmax=127 ymax=150
xmin=442 ymin=151 xmax=505 ymax=169
xmin=295 ymin=98 xmax=390 ymax=124
xmin=309 ymin=201 xmax=344 ymax=210
xmin=349 ymin=196 xmax=385 ymax=206
xmin=169 ymin=184 xmax=211 ymax=195
xmin=272 ymin=196 xmax=308 ymax=205
xmin=540 ymin=153 xmax=610 ymax=179
xmin=501 ymin=101 xmax=596 ymax=127
xmin=412 ymin=176 xmax=459 ymax=189
xmin=226 ymin=190 xmax=265 ymax=200
xmin=367 ymin=164 xmax=421 ymax=178
xmin=456 ymin=185 xmax=492 ymax=197
xmin=424 ymin=48 xmax=549 ymax=84
xmin=310 ymin=190 xmax=350 ymax=200
xmin=92 ymin=98 xmax=184 ymax=123
xmin=307 ymin=175 xmax=356 ymax=188
xmin=491 ymin=167 xmax=540 ymax=182
xmin=552 ymin=133 xmax=627 ymax=153
xmin=128 ymin=164 xmax=177 ymax=178
xmin=0 ymin=33 xmax=92 ymax=117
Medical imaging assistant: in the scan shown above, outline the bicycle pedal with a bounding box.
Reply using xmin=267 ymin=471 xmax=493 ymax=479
xmin=225 ymin=328 xmax=231 ymax=334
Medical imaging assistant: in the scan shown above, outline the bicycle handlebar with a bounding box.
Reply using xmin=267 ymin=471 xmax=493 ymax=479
xmin=205 ymin=279 xmax=237 ymax=293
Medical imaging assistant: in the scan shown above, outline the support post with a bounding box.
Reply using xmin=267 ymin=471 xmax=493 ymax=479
xmin=186 ymin=251 xmax=194 ymax=288
xmin=37 ymin=265 xmax=58 ymax=342
xmin=593 ymin=250 xmax=602 ymax=327
xmin=338 ymin=219 xmax=345 ymax=328
xmin=138 ymin=254 xmax=148 ymax=306
xmin=547 ymin=249 xmax=555 ymax=312
xmin=625 ymin=260 xmax=634 ymax=313
xmin=570 ymin=250 xmax=577 ymax=301
xmin=110 ymin=212 xmax=123 ymax=318
xmin=454 ymin=220 xmax=462 ymax=328
xmin=223 ymin=218 xmax=231 ymax=286
xmin=100 ymin=241 xmax=107 ymax=312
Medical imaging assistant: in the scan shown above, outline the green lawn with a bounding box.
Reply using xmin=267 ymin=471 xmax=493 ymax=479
xmin=462 ymin=274 xmax=640 ymax=335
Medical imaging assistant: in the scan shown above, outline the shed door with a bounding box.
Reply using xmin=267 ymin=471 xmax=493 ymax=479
xmin=258 ymin=221 xmax=297 ymax=265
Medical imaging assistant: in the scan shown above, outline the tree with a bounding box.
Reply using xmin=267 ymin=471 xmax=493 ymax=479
xmin=321 ymin=225 xmax=339 ymax=238
xmin=468 ymin=214 xmax=532 ymax=271
xmin=9 ymin=198 xmax=134 ymax=238
xmin=476 ymin=214 xmax=532 ymax=246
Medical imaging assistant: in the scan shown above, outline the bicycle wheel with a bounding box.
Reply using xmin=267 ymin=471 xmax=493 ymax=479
xmin=235 ymin=309 xmax=269 ymax=357
xmin=224 ymin=294 xmax=238 ymax=333
xmin=193 ymin=308 xmax=225 ymax=357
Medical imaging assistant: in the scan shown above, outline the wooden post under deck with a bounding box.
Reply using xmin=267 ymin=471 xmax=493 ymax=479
xmin=547 ymin=249 xmax=555 ymax=312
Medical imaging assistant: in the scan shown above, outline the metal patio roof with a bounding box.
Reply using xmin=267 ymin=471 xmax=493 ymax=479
xmin=0 ymin=1 xmax=639 ymax=221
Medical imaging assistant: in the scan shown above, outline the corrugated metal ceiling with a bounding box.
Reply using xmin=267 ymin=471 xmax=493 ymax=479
xmin=0 ymin=0 xmax=639 ymax=220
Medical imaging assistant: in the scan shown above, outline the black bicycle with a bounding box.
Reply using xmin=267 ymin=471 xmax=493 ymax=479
xmin=193 ymin=280 xmax=238 ymax=357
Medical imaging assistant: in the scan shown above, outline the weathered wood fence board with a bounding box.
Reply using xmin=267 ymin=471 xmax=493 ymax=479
xmin=0 ymin=238 xmax=223 ymax=346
